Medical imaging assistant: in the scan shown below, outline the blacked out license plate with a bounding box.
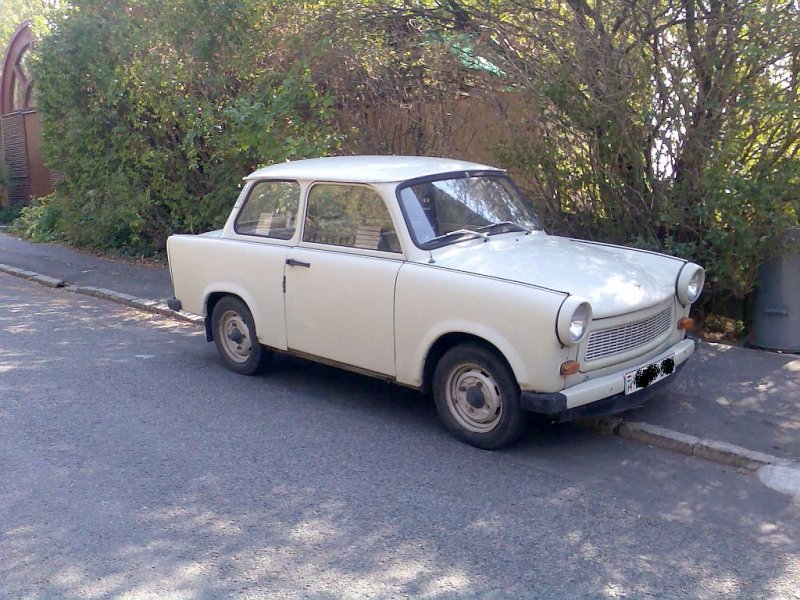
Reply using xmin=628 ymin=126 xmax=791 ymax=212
xmin=624 ymin=355 xmax=676 ymax=395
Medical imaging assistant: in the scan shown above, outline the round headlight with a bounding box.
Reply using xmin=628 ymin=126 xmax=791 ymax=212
xmin=677 ymin=263 xmax=705 ymax=305
xmin=557 ymin=297 xmax=592 ymax=346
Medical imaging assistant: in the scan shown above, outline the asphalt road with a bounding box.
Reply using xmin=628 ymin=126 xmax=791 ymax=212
xmin=2 ymin=273 xmax=799 ymax=599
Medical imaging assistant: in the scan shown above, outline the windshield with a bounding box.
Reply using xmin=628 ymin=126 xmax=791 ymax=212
xmin=397 ymin=173 xmax=542 ymax=249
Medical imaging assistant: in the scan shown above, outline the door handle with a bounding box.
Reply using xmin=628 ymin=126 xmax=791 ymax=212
xmin=286 ymin=258 xmax=311 ymax=268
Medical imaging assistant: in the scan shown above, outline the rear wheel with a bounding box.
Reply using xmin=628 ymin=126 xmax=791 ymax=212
xmin=212 ymin=296 xmax=270 ymax=375
xmin=433 ymin=343 xmax=528 ymax=450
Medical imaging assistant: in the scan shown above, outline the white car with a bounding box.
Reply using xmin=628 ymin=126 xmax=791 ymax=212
xmin=167 ymin=156 xmax=704 ymax=449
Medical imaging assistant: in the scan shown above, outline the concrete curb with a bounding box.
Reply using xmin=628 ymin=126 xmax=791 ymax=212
xmin=3 ymin=261 xmax=796 ymax=473
xmin=620 ymin=421 xmax=699 ymax=457
xmin=579 ymin=417 xmax=795 ymax=471
xmin=0 ymin=263 xmax=66 ymax=288
xmin=0 ymin=263 xmax=203 ymax=326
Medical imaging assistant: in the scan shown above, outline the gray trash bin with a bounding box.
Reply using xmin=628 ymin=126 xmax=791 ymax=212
xmin=751 ymin=227 xmax=800 ymax=352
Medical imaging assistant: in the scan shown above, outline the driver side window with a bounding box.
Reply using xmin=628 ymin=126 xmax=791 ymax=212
xmin=303 ymin=184 xmax=401 ymax=253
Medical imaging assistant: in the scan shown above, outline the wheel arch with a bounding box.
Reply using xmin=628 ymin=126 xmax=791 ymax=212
xmin=421 ymin=332 xmax=517 ymax=397
xmin=204 ymin=290 xmax=250 ymax=342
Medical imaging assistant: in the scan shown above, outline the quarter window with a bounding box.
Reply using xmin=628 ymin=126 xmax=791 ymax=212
xmin=235 ymin=181 xmax=300 ymax=240
xmin=303 ymin=184 xmax=401 ymax=253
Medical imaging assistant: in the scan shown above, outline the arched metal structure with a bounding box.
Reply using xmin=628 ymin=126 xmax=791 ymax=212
xmin=1 ymin=21 xmax=53 ymax=206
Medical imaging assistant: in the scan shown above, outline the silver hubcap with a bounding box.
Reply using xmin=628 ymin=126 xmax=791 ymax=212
xmin=446 ymin=363 xmax=503 ymax=433
xmin=219 ymin=310 xmax=252 ymax=364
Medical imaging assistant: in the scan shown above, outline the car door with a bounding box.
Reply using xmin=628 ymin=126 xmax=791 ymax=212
xmin=284 ymin=183 xmax=404 ymax=376
xmin=227 ymin=179 xmax=302 ymax=350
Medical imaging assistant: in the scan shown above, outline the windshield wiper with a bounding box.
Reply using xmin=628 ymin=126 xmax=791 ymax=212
xmin=477 ymin=221 xmax=531 ymax=235
xmin=424 ymin=228 xmax=490 ymax=248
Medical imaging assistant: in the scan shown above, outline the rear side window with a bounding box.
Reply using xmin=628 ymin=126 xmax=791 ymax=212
xmin=235 ymin=181 xmax=300 ymax=240
xmin=303 ymin=184 xmax=401 ymax=253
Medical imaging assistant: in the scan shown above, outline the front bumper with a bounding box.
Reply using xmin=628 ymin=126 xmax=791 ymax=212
xmin=520 ymin=338 xmax=696 ymax=421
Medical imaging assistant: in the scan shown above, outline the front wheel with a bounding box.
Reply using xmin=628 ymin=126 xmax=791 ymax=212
xmin=433 ymin=343 xmax=528 ymax=450
xmin=212 ymin=296 xmax=270 ymax=375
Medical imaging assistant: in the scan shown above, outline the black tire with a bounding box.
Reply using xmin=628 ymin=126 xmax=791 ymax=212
xmin=211 ymin=296 xmax=271 ymax=375
xmin=432 ymin=342 xmax=528 ymax=450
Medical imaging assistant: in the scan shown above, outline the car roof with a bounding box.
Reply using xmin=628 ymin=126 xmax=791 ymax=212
xmin=245 ymin=155 xmax=503 ymax=183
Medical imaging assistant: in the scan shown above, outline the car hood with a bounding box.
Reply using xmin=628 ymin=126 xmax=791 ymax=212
xmin=428 ymin=232 xmax=685 ymax=318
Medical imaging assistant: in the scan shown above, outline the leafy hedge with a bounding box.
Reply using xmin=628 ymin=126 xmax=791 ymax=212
xmin=28 ymin=0 xmax=336 ymax=254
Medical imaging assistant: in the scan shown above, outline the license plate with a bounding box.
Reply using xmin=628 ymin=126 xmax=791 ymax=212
xmin=624 ymin=355 xmax=676 ymax=395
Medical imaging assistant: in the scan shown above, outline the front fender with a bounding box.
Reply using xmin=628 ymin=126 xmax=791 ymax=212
xmin=394 ymin=263 xmax=569 ymax=392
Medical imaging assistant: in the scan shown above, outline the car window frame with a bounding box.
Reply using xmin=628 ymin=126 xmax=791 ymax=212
xmin=395 ymin=170 xmax=542 ymax=250
xmin=233 ymin=179 xmax=302 ymax=242
xmin=299 ymin=181 xmax=405 ymax=257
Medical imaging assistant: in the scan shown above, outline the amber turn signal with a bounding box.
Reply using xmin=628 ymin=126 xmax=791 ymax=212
xmin=677 ymin=317 xmax=695 ymax=330
xmin=560 ymin=360 xmax=580 ymax=376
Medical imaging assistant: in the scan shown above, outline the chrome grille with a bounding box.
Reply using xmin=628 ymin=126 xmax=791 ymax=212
xmin=585 ymin=307 xmax=672 ymax=361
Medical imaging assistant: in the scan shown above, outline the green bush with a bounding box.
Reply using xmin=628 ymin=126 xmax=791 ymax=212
xmin=10 ymin=194 xmax=64 ymax=242
xmin=31 ymin=0 xmax=337 ymax=256
xmin=0 ymin=163 xmax=20 ymax=223
xmin=0 ymin=206 xmax=22 ymax=224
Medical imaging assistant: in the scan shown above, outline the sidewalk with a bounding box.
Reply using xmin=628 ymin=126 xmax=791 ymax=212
xmin=0 ymin=229 xmax=172 ymax=300
xmin=2 ymin=230 xmax=799 ymax=472
xmin=634 ymin=343 xmax=800 ymax=460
